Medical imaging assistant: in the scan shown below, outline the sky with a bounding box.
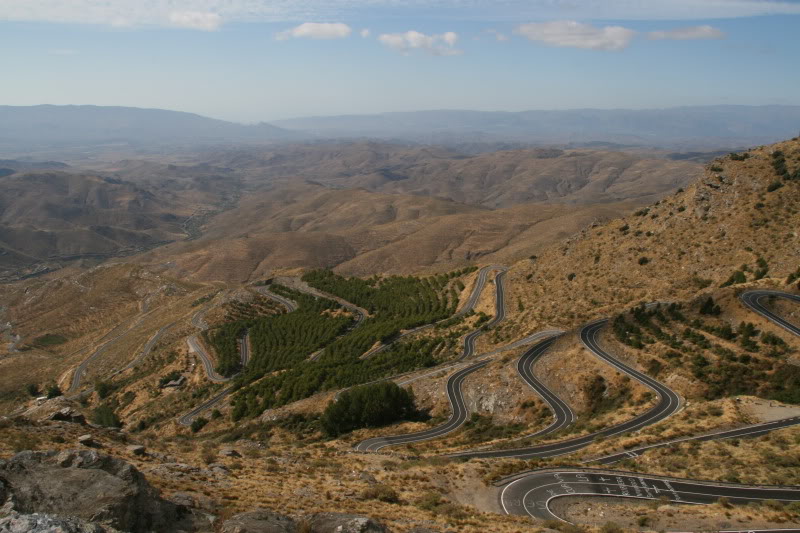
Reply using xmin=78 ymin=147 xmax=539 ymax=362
xmin=1 ymin=0 xmax=799 ymax=122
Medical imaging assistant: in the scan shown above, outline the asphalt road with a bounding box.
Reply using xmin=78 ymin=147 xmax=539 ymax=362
xmin=496 ymin=289 xmax=800 ymax=524
xmin=239 ymin=330 xmax=250 ymax=367
xmin=254 ymin=286 xmax=298 ymax=312
xmin=450 ymin=319 xmax=682 ymax=460
xmin=353 ymin=266 xmax=512 ymax=450
xmin=66 ymin=313 xmax=150 ymax=394
xmin=516 ymin=335 xmax=575 ymax=438
xmin=593 ymin=415 xmax=800 ymax=465
xmin=498 ymin=469 xmax=800 ymax=521
xmin=177 ymin=385 xmax=234 ymax=426
xmin=186 ymin=334 xmax=230 ymax=384
xmin=361 ymin=265 xmax=507 ymax=360
xmin=179 ymin=321 xmax=254 ymax=425
xmin=111 ymin=322 xmax=175 ymax=377
xmin=457 ymin=269 xmax=507 ymax=361
xmin=740 ymin=290 xmax=800 ymax=336
xmin=355 ymin=359 xmax=490 ymax=452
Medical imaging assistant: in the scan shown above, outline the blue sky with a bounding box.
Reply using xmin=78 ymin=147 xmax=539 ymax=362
xmin=1 ymin=1 xmax=799 ymax=122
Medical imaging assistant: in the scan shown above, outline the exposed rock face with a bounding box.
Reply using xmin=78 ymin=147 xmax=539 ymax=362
xmin=48 ymin=408 xmax=86 ymax=425
xmin=220 ymin=512 xmax=389 ymax=533
xmin=0 ymin=450 xmax=184 ymax=533
xmin=306 ymin=513 xmax=389 ymax=533
xmin=0 ymin=512 xmax=120 ymax=533
xmin=221 ymin=510 xmax=296 ymax=533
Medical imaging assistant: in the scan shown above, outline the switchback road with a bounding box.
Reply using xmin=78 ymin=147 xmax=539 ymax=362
xmin=449 ymin=319 xmax=681 ymax=460
xmin=458 ymin=269 xmax=507 ymax=361
xmin=741 ymin=290 xmax=800 ymax=336
xmin=354 ymin=266 xmax=511 ymax=450
xmin=498 ymin=468 xmax=800 ymax=522
xmin=593 ymin=415 xmax=800 ymax=465
xmin=496 ymin=289 xmax=800 ymax=524
xmin=361 ymin=265 xmax=506 ymax=359
xmin=254 ymin=286 xmax=297 ymax=312
xmin=355 ymin=359 xmax=490 ymax=452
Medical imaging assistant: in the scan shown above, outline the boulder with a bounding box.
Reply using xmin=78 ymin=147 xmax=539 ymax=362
xmin=208 ymin=463 xmax=230 ymax=475
xmin=77 ymin=435 xmax=94 ymax=447
xmin=48 ymin=408 xmax=86 ymax=425
xmin=169 ymin=492 xmax=219 ymax=513
xmin=126 ymin=445 xmax=146 ymax=456
xmin=221 ymin=510 xmax=296 ymax=533
xmin=306 ymin=513 xmax=389 ymax=533
xmin=0 ymin=450 xmax=185 ymax=533
xmin=0 ymin=512 xmax=120 ymax=533
xmin=218 ymin=448 xmax=242 ymax=458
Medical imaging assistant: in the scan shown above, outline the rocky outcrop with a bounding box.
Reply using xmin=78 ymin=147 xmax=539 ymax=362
xmin=47 ymin=407 xmax=86 ymax=425
xmin=0 ymin=512 xmax=120 ymax=533
xmin=220 ymin=512 xmax=390 ymax=533
xmin=306 ymin=513 xmax=389 ymax=533
xmin=0 ymin=450 xmax=185 ymax=533
xmin=221 ymin=510 xmax=296 ymax=533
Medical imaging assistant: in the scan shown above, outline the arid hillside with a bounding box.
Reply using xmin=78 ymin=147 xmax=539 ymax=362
xmin=0 ymin=142 xmax=700 ymax=282
xmin=497 ymin=137 xmax=800 ymax=338
xmin=0 ymin=171 xmax=192 ymax=280
xmin=140 ymin=182 xmax=638 ymax=281
xmin=202 ymin=142 xmax=702 ymax=208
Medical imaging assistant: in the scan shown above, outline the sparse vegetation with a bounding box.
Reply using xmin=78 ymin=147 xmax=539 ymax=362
xmin=190 ymin=417 xmax=209 ymax=433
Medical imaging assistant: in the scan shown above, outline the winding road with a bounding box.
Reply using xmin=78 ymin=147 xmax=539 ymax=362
xmin=495 ymin=289 xmax=800 ymax=524
xmin=458 ymin=269 xmax=507 ymax=361
xmin=446 ymin=318 xmax=682 ymax=460
xmin=355 ymin=359 xmax=491 ymax=452
xmin=66 ymin=309 xmax=160 ymax=395
xmin=361 ymin=265 xmax=507 ymax=359
xmin=355 ymin=266 xmax=518 ymax=451
xmin=498 ymin=468 xmax=800 ymax=522
xmin=515 ymin=335 xmax=575 ymax=438
xmin=740 ymin=290 xmax=800 ymax=336
xmin=179 ymin=283 xmax=364 ymax=424
xmin=593 ymin=415 xmax=800 ymax=465
xmin=254 ymin=286 xmax=297 ymax=313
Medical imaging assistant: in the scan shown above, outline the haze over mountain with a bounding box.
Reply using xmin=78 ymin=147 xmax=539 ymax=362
xmin=274 ymin=105 xmax=800 ymax=149
xmin=3 ymin=105 xmax=800 ymax=156
xmin=0 ymin=105 xmax=295 ymax=153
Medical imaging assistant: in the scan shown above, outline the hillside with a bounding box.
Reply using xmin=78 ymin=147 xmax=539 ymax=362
xmin=202 ymin=142 xmax=702 ymax=208
xmin=0 ymin=138 xmax=798 ymax=533
xmin=138 ymin=183 xmax=639 ymax=281
xmin=0 ymin=143 xmax=700 ymax=281
xmin=0 ymin=105 xmax=295 ymax=153
xmin=0 ymin=171 xmax=198 ymax=281
xmin=498 ymin=137 xmax=800 ymax=339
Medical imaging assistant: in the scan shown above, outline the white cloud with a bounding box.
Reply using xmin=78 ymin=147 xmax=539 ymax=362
xmin=168 ymin=11 xmax=221 ymax=31
xmin=49 ymin=48 xmax=79 ymax=56
xmin=648 ymin=25 xmax=726 ymax=40
xmin=486 ymin=29 xmax=509 ymax=41
xmin=514 ymin=20 xmax=636 ymax=51
xmin=1 ymin=1 xmax=799 ymax=28
xmin=360 ymin=28 xmax=370 ymax=38
xmin=276 ymin=22 xmax=351 ymax=40
xmin=378 ymin=30 xmax=462 ymax=56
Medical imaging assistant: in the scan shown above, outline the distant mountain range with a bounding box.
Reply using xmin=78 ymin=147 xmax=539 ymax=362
xmin=0 ymin=105 xmax=295 ymax=152
xmin=1 ymin=104 xmax=799 ymax=154
xmin=273 ymin=106 xmax=800 ymax=149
